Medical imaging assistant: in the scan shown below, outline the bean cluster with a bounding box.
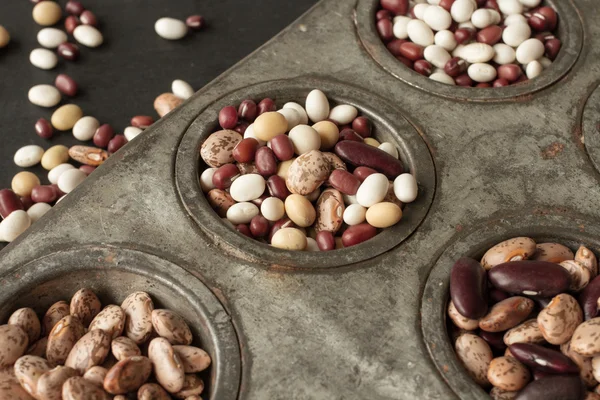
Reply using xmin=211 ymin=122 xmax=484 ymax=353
xmin=448 ymin=237 xmax=600 ymax=399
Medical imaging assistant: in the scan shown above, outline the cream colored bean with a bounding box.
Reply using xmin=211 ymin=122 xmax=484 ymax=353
xmin=343 ymin=204 xmax=366 ymax=226
xmin=468 ymin=63 xmax=497 ymax=83
xmin=30 ymin=48 xmax=57 ymax=70
xmin=72 ymin=116 xmax=100 ymax=141
xmin=271 ymin=228 xmax=307 ymax=250
xmin=306 ymin=237 xmax=320 ymax=251
xmin=200 ymin=168 xmax=217 ymax=193
xmin=504 ymin=14 xmax=528 ymax=26
xmin=328 ymin=105 xmax=358 ymax=125
xmin=11 ymin=172 xmax=40 ymax=197
xmin=253 ymin=112 xmax=288 ymax=142
xmin=73 ymin=25 xmax=103 ymax=48
xmin=288 ymin=125 xmax=321 ymax=155
xmin=27 ymin=203 xmax=51 ymax=223
xmin=226 ymin=202 xmax=259 ymax=225
xmin=229 ymin=174 xmax=265 ymax=202
xmin=51 ymin=105 xmax=83 ymax=131
xmin=0 ymin=25 xmax=10 ymax=48
xmin=261 ymin=197 xmax=285 ymax=221
xmin=28 ymin=85 xmax=61 ymax=108
xmin=155 ymin=18 xmax=188 ymax=40
xmin=41 ymin=145 xmax=69 ymax=170
xmin=171 ymin=79 xmax=194 ymax=99
xmin=498 ymin=0 xmax=523 ymax=15
xmin=393 ymin=16 xmax=411 ymax=39
xmin=124 ymin=126 xmax=143 ymax=141
xmin=429 ymin=72 xmax=455 ymax=85
xmin=413 ymin=3 xmax=430 ymax=20
xmin=14 ymin=145 xmax=44 ymax=168
xmin=493 ymin=43 xmax=516 ymax=65
xmin=434 ymin=30 xmax=457 ymax=51
xmin=364 ymin=137 xmax=381 ymax=147
xmin=366 ymin=202 xmax=402 ymax=228
xmin=471 ymin=9 xmax=495 ymax=29
xmin=424 ymin=45 xmax=451 ymax=69
xmin=282 ymin=102 xmax=309 ymax=125
xmin=460 ymin=43 xmax=494 ymax=63
xmin=37 ymin=28 xmax=67 ymax=48
xmin=243 ymin=124 xmax=266 ymax=147
xmin=48 ymin=164 xmax=75 ymax=185
xmin=277 ymin=108 xmax=301 ymax=131
xmin=32 ymin=1 xmax=62 ymax=26
xmin=305 ymin=89 xmax=330 ymax=123
xmin=393 ymin=173 xmax=418 ymax=203
xmin=423 ymin=5 xmax=452 ymax=31
xmin=451 ymin=0 xmax=475 ymax=23
xmin=57 ymin=169 xmax=86 ymax=193
xmin=356 ymin=173 xmax=388 ymax=208
xmin=0 ymin=210 xmax=31 ymax=242
xmin=502 ymin=23 xmax=531 ymax=47
xmin=516 ymin=38 xmax=545 ymax=64
xmin=285 ymin=194 xmax=316 ymax=228
xmin=525 ymin=60 xmax=543 ymax=79
xmin=407 ymin=19 xmax=434 ymax=47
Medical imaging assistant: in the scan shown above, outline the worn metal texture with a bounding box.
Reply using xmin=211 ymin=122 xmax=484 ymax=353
xmin=0 ymin=0 xmax=599 ymax=399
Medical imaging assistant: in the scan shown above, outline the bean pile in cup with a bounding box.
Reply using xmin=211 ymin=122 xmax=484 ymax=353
xmin=448 ymin=237 xmax=600 ymax=399
xmin=0 ymin=288 xmax=210 ymax=399
xmin=199 ymin=89 xmax=419 ymax=251
xmin=376 ymin=0 xmax=561 ymax=87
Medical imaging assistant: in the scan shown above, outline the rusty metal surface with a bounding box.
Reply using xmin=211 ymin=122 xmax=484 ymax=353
xmin=0 ymin=0 xmax=599 ymax=398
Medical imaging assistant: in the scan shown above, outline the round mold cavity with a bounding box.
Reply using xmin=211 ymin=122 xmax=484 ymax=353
xmin=421 ymin=213 xmax=600 ymax=399
xmin=355 ymin=0 xmax=583 ymax=102
xmin=0 ymin=245 xmax=241 ymax=400
xmin=583 ymin=81 xmax=600 ymax=174
xmin=176 ymin=78 xmax=436 ymax=269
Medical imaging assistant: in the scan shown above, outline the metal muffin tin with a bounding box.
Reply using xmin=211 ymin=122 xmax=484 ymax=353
xmin=0 ymin=0 xmax=599 ymax=398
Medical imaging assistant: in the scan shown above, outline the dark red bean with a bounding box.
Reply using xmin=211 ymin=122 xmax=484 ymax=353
xmin=0 ymin=189 xmax=24 ymax=219
xmin=270 ymin=135 xmax=294 ymax=161
xmin=54 ymin=74 xmax=78 ymax=97
xmin=107 ymin=135 xmax=128 ymax=154
xmin=65 ymin=1 xmax=84 ymax=16
xmin=238 ymin=100 xmax=257 ymax=122
xmin=64 ymin=16 xmax=80 ymax=35
xmin=236 ymin=224 xmax=253 ymax=238
xmin=269 ymin=218 xmax=296 ymax=242
xmin=266 ymin=176 xmax=290 ymax=201
xmin=398 ymin=42 xmax=424 ymax=61
xmin=515 ymin=375 xmax=585 ymax=400
xmin=532 ymin=370 xmax=553 ymax=380
xmin=488 ymin=261 xmax=571 ymax=298
xmin=80 ymin=10 xmax=97 ymax=27
xmin=509 ymin=343 xmax=579 ymax=374
xmin=31 ymin=185 xmax=58 ymax=204
xmin=316 ymin=231 xmax=335 ymax=251
xmin=476 ymin=83 xmax=492 ymax=88
xmin=257 ymin=98 xmax=276 ymax=115
xmin=493 ymin=78 xmax=510 ymax=87
xmin=376 ymin=9 xmax=393 ymax=20
xmin=328 ymin=169 xmax=361 ymax=196
xmin=233 ymin=138 xmax=259 ymax=163
xmin=444 ymin=57 xmax=468 ymax=77
xmin=57 ymin=42 xmax=80 ymax=61
xmin=380 ymin=0 xmax=409 ymax=15
xmin=234 ymin=122 xmax=249 ymax=135
xmin=488 ymin=288 xmax=509 ymax=305
xmin=454 ymin=28 xmax=475 ymax=44
xmin=351 ymin=117 xmax=372 ymax=138
xmin=386 ymin=39 xmax=408 ymax=57
xmin=251 ymin=194 xmax=268 ymax=207
xmin=537 ymin=6 xmax=557 ymax=31
xmin=342 ymin=223 xmax=377 ymax=247
xmin=376 ymin=19 xmax=393 ymax=42
xmin=528 ymin=14 xmax=547 ymax=31
xmin=334 ymin=141 xmax=404 ymax=179
xmin=578 ymin=275 xmax=600 ymax=320
xmin=450 ymin=257 xmax=488 ymax=319
xmin=478 ymin=330 xmax=506 ymax=351
xmin=534 ymin=31 xmax=555 ymax=42
xmin=395 ymin=56 xmax=413 ymax=69
xmin=476 ymin=25 xmax=503 ymax=45
xmin=497 ymin=64 xmax=522 ymax=82
xmin=79 ymin=165 xmax=96 ymax=175
xmin=545 ymin=38 xmax=561 ymax=61
xmin=454 ymin=73 xmax=473 ymax=87
xmin=439 ymin=0 xmax=455 ymax=11
xmin=186 ymin=15 xmax=205 ymax=30
xmin=93 ymin=124 xmax=115 ymax=148
xmin=212 ymin=164 xmax=240 ymax=190
xmin=130 ymin=116 xmax=154 ymax=129
xmin=339 ymin=128 xmax=364 ymax=143
xmin=20 ymin=196 xmax=33 ymax=211
xmin=35 ymin=118 xmax=54 ymax=139
xmin=353 ymin=166 xmax=377 ymax=182
xmin=255 ymin=147 xmax=278 ymax=177
xmin=218 ymin=106 xmax=238 ymax=130
xmin=250 ymin=215 xmax=269 ymax=238
xmin=414 ymin=60 xmax=433 ymax=77
xmin=515 ymin=74 xmax=529 ymax=84
xmin=484 ymin=0 xmax=499 ymax=12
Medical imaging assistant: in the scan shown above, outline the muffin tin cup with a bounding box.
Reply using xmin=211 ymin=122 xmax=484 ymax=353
xmin=0 ymin=245 xmax=242 ymax=400
xmin=420 ymin=212 xmax=600 ymax=399
xmin=355 ymin=0 xmax=584 ymax=102
xmin=175 ymin=77 xmax=436 ymax=269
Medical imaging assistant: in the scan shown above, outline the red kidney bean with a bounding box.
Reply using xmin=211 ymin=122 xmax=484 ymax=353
xmin=108 ymin=135 xmax=128 ymax=154
xmin=339 ymin=128 xmax=364 ymax=143
xmin=455 ymin=28 xmax=475 ymax=45
xmin=476 ymin=25 xmax=503 ymax=45
xmin=219 ymin=106 xmax=238 ymax=130
xmin=255 ymin=147 xmax=278 ymax=177
xmin=380 ymin=0 xmax=408 ymax=15
xmin=0 ymin=189 xmax=24 ymax=219
xmin=64 ymin=16 xmax=80 ymax=35
xmin=493 ymin=78 xmax=510 ymax=87
xmin=212 ymin=164 xmax=240 ymax=190
xmin=20 ymin=196 xmax=33 ymax=210
xmin=54 ymin=74 xmax=78 ymax=97
xmin=338 ymin=123 xmax=351 ymax=131
xmin=450 ymin=257 xmax=488 ymax=319
xmin=478 ymin=330 xmax=506 ymax=351
xmin=65 ymin=1 xmax=84 ymax=15
xmin=250 ymin=215 xmax=269 ymax=238
xmin=497 ymin=64 xmax=522 ymax=82
xmin=455 ymin=73 xmax=473 ymax=87
xmin=509 ymin=343 xmax=579 ymax=374
xmin=398 ymin=42 xmax=424 ymax=61
xmin=386 ymin=39 xmax=408 ymax=57
xmin=476 ymin=83 xmax=492 ymax=88
xmin=257 ymin=98 xmax=276 ymax=115
xmin=488 ymin=288 xmax=509 ymax=305
xmin=316 ymin=231 xmax=335 ymax=251
xmin=578 ymin=275 xmax=600 ymax=320
xmin=532 ymin=370 xmax=552 ymax=380
xmin=233 ymin=138 xmax=259 ymax=163
xmin=80 ymin=10 xmax=98 ymax=26
xmin=351 ymin=117 xmax=372 ymax=138
xmin=270 ymin=135 xmax=294 ymax=161
xmin=488 ymin=260 xmax=571 ymax=298
xmin=334 ymin=141 xmax=404 ymax=179
xmin=266 ymin=175 xmax=290 ymax=201
xmin=131 ymin=116 xmax=154 ymax=129
xmin=376 ymin=9 xmax=393 ymax=20
xmin=534 ymin=32 xmax=555 ymax=42
xmin=515 ymin=74 xmax=529 ymax=84
xmin=484 ymin=0 xmax=499 ymax=12
xmin=238 ymin=100 xmax=257 ymax=122
xmin=35 ymin=118 xmax=53 ymax=139
xmin=444 ymin=57 xmax=468 ymax=77
xmin=439 ymin=0 xmax=455 ymax=11
xmin=353 ymin=166 xmax=377 ymax=182
xmin=57 ymin=42 xmax=80 ymax=61
xmin=186 ymin=15 xmax=205 ymax=30
xmin=79 ymin=165 xmax=96 ymax=175
xmin=234 ymin=122 xmax=249 ymax=135
xmin=528 ymin=14 xmax=547 ymax=31
xmin=537 ymin=6 xmax=558 ymax=31
xmin=545 ymin=38 xmax=561 ymax=61
xmin=329 ymin=169 xmax=361 ymax=196
xmin=93 ymin=124 xmax=115 ymax=148
xmin=31 ymin=185 xmax=58 ymax=204
xmin=342 ymin=223 xmax=377 ymax=247
xmin=414 ymin=60 xmax=433 ymax=77
xmin=269 ymin=218 xmax=297 ymax=242
xmin=376 ymin=19 xmax=393 ymax=42
xmin=236 ymin=224 xmax=253 ymax=238
xmin=515 ymin=375 xmax=585 ymax=400
xmin=395 ymin=55 xmax=414 ymax=69
xmin=251 ymin=194 xmax=268 ymax=207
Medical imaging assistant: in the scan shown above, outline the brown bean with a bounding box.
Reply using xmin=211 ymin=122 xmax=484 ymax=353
xmin=266 ymin=175 xmax=290 ymax=200
xmin=270 ymin=135 xmax=295 ymax=161
xmin=479 ymin=297 xmax=534 ymax=333
xmin=42 ymin=301 xmax=69 ymax=335
xmin=186 ymin=15 xmax=205 ymax=30
xmin=27 ymin=337 xmax=48 ymax=358
xmin=334 ymin=141 xmax=403 ymax=179
xmin=130 ymin=115 xmax=154 ymax=129
xmin=314 ymin=189 xmax=344 ymax=233
xmin=54 ymin=74 xmax=78 ymax=97
xmin=339 ymin=128 xmax=364 ymax=143
xmin=351 ymin=117 xmax=372 ymax=138
xmin=8 ymin=308 xmax=40 ymax=344
xmin=93 ymin=124 xmax=115 ymax=149
xmin=173 ymin=374 xmax=204 ymax=399
xmin=68 ymin=146 xmax=109 ymax=166
xmin=353 ymin=166 xmax=377 ymax=182
xmin=46 ymin=316 xmax=86 ymax=366
xmin=497 ymin=64 xmax=522 ymax=83
xmin=206 ymin=189 xmax=235 ymax=217
xmin=57 ymin=42 xmax=79 ymax=61
xmin=138 ymin=383 xmax=171 ymax=400
xmin=341 ymin=223 xmax=377 ymax=247
xmin=477 ymin=25 xmax=503 ymax=45
xmin=0 ymin=189 xmax=24 ymax=218
xmin=250 ymin=215 xmax=269 ymax=238
xmin=30 ymin=185 xmax=58 ymax=204
xmin=70 ymin=288 xmax=101 ymax=326
xmin=212 ymin=164 xmax=240 ymax=190
xmin=35 ymin=118 xmax=54 ymax=139
xmin=328 ymin=169 xmax=361 ymax=195
xmin=316 ymin=230 xmax=335 ymax=251
xmin=255 ymin=147 xmax=278 ymax=177
xmin=455 ymin=73 xmax=473 ymax=87
xmin=386 ymin=39 xmax=407 ymax=56
xmin=233 ymin=138 xmax=259 ymax=163
xmin=268 ymin=217 xmax=297 ymax=242
xmin=103 ymin=356 xmax=152 ymax=394
xmin=509 ymin=343 xmax=579 ymax=374
xmin=516 ymin=375 xmax=585 ymax=400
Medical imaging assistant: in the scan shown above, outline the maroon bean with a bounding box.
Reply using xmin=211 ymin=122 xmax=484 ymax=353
xmin=532 ymin=370 xmax=552 ymax=380
xmin=186 ymin=15 xmax=205 ymax=31
xmin=20 ymin=196 xmax=33 ymax=211
xmin=376 ymin=19 xmax=393 ymax=42
xmin=236 ymin=224 xmax=253 ymax=238
xmin=269 ymin=218 xmax=296 ymax=242
xmin=478 ymin=330 xmax=506 ymax=351
xmin=444 ymin=57 xmax=467 ymax=77
xmin=515 ymin=74 xmax=529 ymax=84
xmin=488 ymin=288 xmax=509 ymax=305
xmin=57 ymin=42 xmax=80 ymax=61
xmin=31 ymin=185 xmax=58 ymax=204
xmin=353 ymin=166 xmax=377 ymax=182
xmin=485 ymin=0 xmax=499 ymax=12
xmin=270 ymin=135 xmax=294 ymax=161
xmin=476 ymin=25 xmax=503 ymax=45
xmin=351 ymin=117 xmax=372 ymax=139
xmin=255 ymin=147 xmax=278 ymax=177
xmin=376 ymin=9 xmax=393 ymax=20
xmin=65 ymin=1 xmax=84 ymax=16
xmin=450 ymin=257 xmax=488 ymax=319
xmin=219 ymin=106 xmax=238 ymax=130
xmin=409 ymin=6 xmax=417 ymax=18
xmin=108 ymin=135 xmax=128 ymax=154
xmin=266 ymin=176 xmax=290 ymax=200
xmin=130 ymin=116 xmax=154 ymax=129
xmin=234 ymin=122 xmax=249 ymax=135
xmin=395 ymin=55 xmax=413 ymax=69
xmin=80 ymin=10 xmax=98 ymax=27
xmin=342 ymin=223 xmax=377 ymax=247
xmin=35 ymin=118 xmax=54 ymax=139
xmin=93 ymin=124 xmax=115 ymax=148
xmin=316 ymin=231 xmax=335 ymax=251
xmin=328 ymin=169 xmax=361 ymax=195
xmin=338 ymin=123 xmax=351 ymax=131
xmin=251 ymin=194 xmax=268 ymax=207
xmin=476 ymin=83 xmax=492 ymax=88
xmin=257 ymin=98 xmax=276 ymax=115
xmin=238 ymin=100 xmax=257 ymax=122
xmin=386 ymin=39 xmax=408 ymax=57
xmin=339 ymin=129 xmax=364 ymax=143
xmin=398 ymin=42 xmax=424 ymax=61
xmin=515 ymin=375 xmax=585 ymax=400
xmin=497 ymin=64 xmax=522 ymax=82
xmin=64 ymin=16 xmax=80 ymax=35
xmin=534 ymin=32 xmax=555 ymax=42
xmin=79 ymin=165 xmax=96 ymax=175
xmin=488 ymin=261 xmax=571 ymax=298
xmin=545 ymin=38 xmax=561 ymax=61
xmin=334 ymin=141 xmax=404 ymax=179
xmin=528 ymin=14 xmax=547 ymax=31
xmin=454 ymin=28 xmax=475 ymax=44
xmin=54 ymin=74 xmax=78 ymax=97
xmin=212 ymin=164 xmax=240 ymax=190
xmin=232 ymin=138 xmax=258 ymax=163
xmin=578 ymin=275 xmax=600 ymax=320
xmin=52 ymin=184 xmax=66 ymax=199
xmin=439 ymin=0 xmax=455 ymax=11
xmin=493 ymin=78 xmax=510 ymax=87
xmin=250 ymin=215 xmax=269 ymax=238
xmin=0 ymin=189 xmax=24 ymax=219
xmin=414 ymin=60 xmax=433 ymax=77
xmin=380 ymin=0 xmax=408 ymax=15
xmin=509 ymin=343 xmax=579 ymax=374
xmin=537 ymin=6 xmax=557 ymax=31
xmin=454 ymin=73 xmax=473 ymax=87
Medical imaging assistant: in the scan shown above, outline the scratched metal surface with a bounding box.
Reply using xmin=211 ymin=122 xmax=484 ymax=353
xmin=0 ymin=0 xmax=599 ymax=399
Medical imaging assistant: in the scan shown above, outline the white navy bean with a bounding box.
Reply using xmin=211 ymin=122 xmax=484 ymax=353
xmin=226 ymin=202 xmax=259 ymax=224
xmin=73 ymin=25 xmax=103 ymax=47
xmin=471 ymin=9 xmax=495 ymax=29
xmin=539 ymin=56 xmax=552 ymax=68
xmin=343 ymin=194 xmax=359 ymax=205
xmin=37 ymin=28 xmax=67 ymax=48
xmin=394 ymin=173 xmax=418 ymax=203
xmin=200 ymin=168 xmax=217 ymax=193
xmin=277 ymin=108 xmax=301 ymax=130
xmin=155 ymin=17 xmax=188 ymax=40
xmin=243 ymin=124 xmax=266 ymax=147
xmin=434 ymin=30 xmax=457 ymax=51
xmin=518 ymin=0 xmax=541 ymax=7
xmin=57 ymin=169 xmax=87 ymax=193
xmin=0 ymin=210 xmax=31 ymax=242
xmin=423 ymin=6 xmax=452 ymax=31
xmin=229 ymin=174 xmax=265 ymax=202
xmin=14 ymin=145 xmax=44 ymax=167
xmin=407 ymin=19 xmax=434 ymax=47
xmin=171 ymin=79 xmax=194 ymax=100
xmin=424 ymin=45 xmax=451 ymax=68
xmin=413 ymin=4 xmax=430 ymax=20
xmin=378 ymin=142 xmax=398 ymax=159
xmin=30 ymin=48 xmax=58 ymax=70
xmin=468 ymin=63 xmax=497 ymax=82
xmin=72 ymin=116 xmax=100 ymax=141
xmin=516 ymin=38 xmax=545 ymax=64
xmin=343 ymin=204 xmax=367 ymax=226
xmin=306 ymin=237 xmax=320 ymax=251
xmin=393 ymin=16 xmax=411 ymax=39
xmin=328 ymin=105 xmax=358 ymax=125
xmin=282 ymin=102 xmax=308 ymax=125
xmin=305 ymin=89 xmax=330 ymax=123
xmin=427 ymin=0 xmax=441 ymax=5
xmin=124 ymin=126 xmax=143 ymax=141
xmin=493 ymin=43 xmax=516 ymax=64
xmin=503 ymin=14 xmax=528 ymax=26
xmin=498 ymin=0 xmax=523 ymax=15
xmin=261 ymin=197 xmax=285 ymax=221
xmin=28 ymin=84 xmax=61 ymax=108
xmin=27 ymin=203 xmax=51 ymax=223
xmin=451 ymin=0 xmax=476 ymax=23
xmin=452 ymin=44 xmax=465 ymax=58
xmin=356 ymin=173 xmax=389 ymax=208
xmin=458 ymin=21 xmax=476 ymax=30
xmin=526 ymin=60 xmax=543 ymax=79
xmin=460 ymin=43 xmax=494 ymax=63
xmin=502 ymin=23 xmax=531 ymax=47
xmin=48 ymin=164 xmax=75 ymax=184
xmin=429 ymin=72 xmax=455 ymax=85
